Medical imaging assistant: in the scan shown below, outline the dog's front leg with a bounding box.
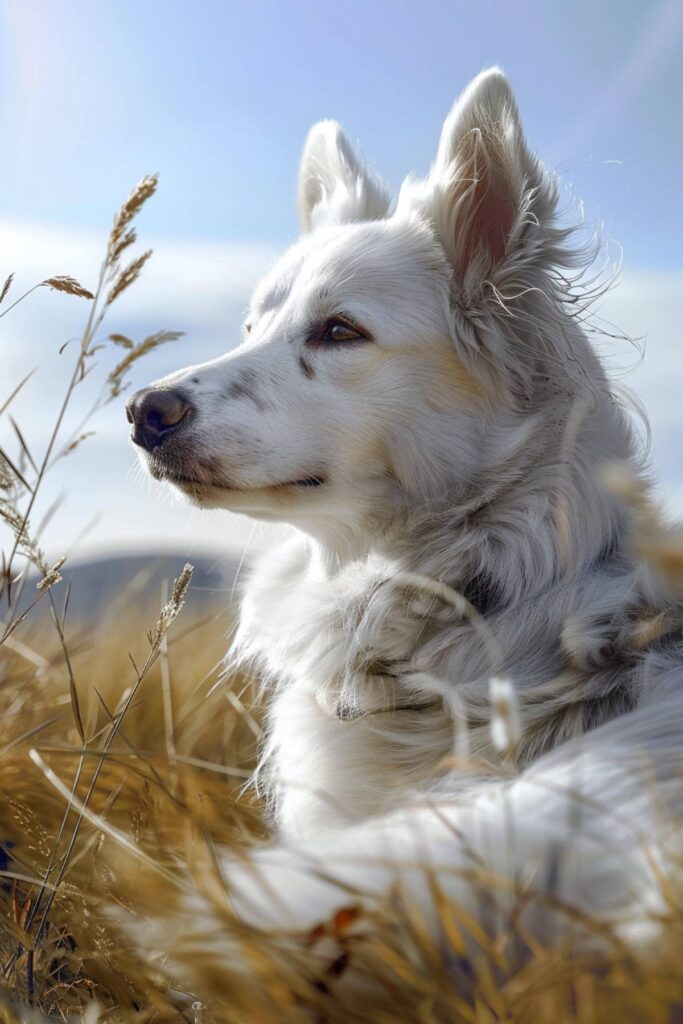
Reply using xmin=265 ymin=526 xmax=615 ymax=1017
xmin=331 ymin=573 xmax=454 ymax=715
xmin=266 ymin=683 xmax=454 ymax=840
xmin=263 ymin=572 xmax=457 ymax=839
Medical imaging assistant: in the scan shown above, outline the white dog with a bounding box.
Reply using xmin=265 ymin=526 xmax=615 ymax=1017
xmin=128 ymin=68 xmax=682 ymax=985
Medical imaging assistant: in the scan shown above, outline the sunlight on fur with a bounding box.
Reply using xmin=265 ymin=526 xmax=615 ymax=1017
xmin=1 ymin=67 xmax=682 ymax=1022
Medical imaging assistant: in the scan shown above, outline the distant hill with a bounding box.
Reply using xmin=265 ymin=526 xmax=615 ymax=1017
xmin=5 ymin=551 xmax=242 ymax=627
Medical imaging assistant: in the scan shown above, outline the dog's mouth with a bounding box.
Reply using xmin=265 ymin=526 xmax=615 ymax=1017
xmin=286 ymin=476 xmax=325 ymax=488
xmin=152 ymin=465 xmax=326 ymax=493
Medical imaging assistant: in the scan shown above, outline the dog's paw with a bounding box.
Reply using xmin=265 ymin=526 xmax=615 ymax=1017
xmin=327 ymin=573 xmax=452 ymax=714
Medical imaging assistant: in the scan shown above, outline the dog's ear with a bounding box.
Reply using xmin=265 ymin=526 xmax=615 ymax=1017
xmin=297 ymin=121 xmax=392 ymax=233
xmin=419 ymin=68 xmax=553 ymax=296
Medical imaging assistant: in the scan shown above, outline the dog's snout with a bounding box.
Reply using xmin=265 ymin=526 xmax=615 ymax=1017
xmin=126 ymin=388 xmax=194 ymax=451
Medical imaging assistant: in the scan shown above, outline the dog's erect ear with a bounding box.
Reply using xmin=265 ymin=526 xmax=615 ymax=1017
xmin=419 ymin=68 xmax=552 ymax=295
xmin=297 ymin=121 xmax=392 ymax=233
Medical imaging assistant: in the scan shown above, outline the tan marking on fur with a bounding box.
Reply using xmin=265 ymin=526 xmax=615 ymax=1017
xmin=330 ymin=344 xmax=393 ymax=390
xmin=628 ymin=610 xmax=677 ymax=651
xmin=334 ymin=338 xmax=487 ymax=408
xmin=423 ymin=341 xmax=488 ymax=409
xmin=337 ymin=415 xmax=391 ymax=476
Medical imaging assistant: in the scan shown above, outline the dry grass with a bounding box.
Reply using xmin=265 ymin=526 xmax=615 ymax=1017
xmin=0 ymin=178 xmax=681 ymax=1023
xmin=0 ymin=596 xmax=681 ymax=1024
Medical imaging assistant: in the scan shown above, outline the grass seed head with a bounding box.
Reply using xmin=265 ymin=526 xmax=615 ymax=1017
xmin=0 ymin=273 xmax=14 ymax=305
xmin=37 ymin=556 xmax=66 ymax=593
xmin=151 ymin=562 xmax=194 ymax=647
xmin=107 ymin=330 xmax=184 ymax=398
xmin=108 ymin=333 xmax=135 ymax=350
xmin=106 ymin=250 xmax=153 ymax=306
xmin=41 ymin=276 xmax=94 ymax=300
xmin=108 ymin=173 xmax=158 ymax=262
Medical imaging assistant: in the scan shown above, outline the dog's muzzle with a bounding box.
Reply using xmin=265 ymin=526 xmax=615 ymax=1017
xmin=126 ymin=388 xmax=194 ymax=452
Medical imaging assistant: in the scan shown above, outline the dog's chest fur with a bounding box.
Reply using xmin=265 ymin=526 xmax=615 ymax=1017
xmin=234 ymin=530 xmax=574 ymax=837
xmin=236 ymin=537 xmax=432 ymax=711
xmin=234 ymin=536 xmax=461 ymax=834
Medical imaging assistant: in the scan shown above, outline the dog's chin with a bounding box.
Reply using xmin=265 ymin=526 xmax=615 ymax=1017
xmin=147 ymin=461 xmax=327 ymax=512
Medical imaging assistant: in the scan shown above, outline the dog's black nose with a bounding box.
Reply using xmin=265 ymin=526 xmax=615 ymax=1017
xmin=126 ymin=388 xmax=193 ymax=451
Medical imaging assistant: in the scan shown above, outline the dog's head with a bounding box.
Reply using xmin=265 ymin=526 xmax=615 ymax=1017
xmin=129 ymin=69 xmax=578 ymax=544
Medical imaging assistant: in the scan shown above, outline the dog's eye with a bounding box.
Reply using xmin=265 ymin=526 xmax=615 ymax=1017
xmin=313 ymin=317 xmax=368 ymax=346
xmin=327 ymin=321 xmax=362 ymax=342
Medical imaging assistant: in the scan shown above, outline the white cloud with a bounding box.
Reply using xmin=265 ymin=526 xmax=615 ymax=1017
xmin=598 ymin=269 xmax=683 ymax=516
xmin=1 ymin=219 xmax=279 ymax=325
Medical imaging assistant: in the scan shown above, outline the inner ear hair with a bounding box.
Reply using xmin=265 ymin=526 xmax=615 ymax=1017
xmin=445 ymin=124 xmax=518 ymax=279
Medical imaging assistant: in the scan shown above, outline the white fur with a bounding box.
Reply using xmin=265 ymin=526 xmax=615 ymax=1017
xmin=133 ymin=68 xmax=682 ymax=985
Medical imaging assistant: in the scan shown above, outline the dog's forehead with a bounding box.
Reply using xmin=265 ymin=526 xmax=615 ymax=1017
xmin=251 ymin=245 xmax=307 ymax=316
xmin=250 ymin=220 xmax=444 ymax=319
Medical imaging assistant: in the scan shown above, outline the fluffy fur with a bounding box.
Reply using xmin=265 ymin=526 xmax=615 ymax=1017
xmin=130 ymin=68 xmax=683 ymax=982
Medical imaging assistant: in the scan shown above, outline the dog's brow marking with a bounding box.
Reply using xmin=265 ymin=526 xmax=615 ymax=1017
xmin=224 ymin=369 xmax=266 ymax=410
xmin=298 ymin=356 xmax=315 ymax=380
xmin=226 ymin=381 xmax=249 ymax=399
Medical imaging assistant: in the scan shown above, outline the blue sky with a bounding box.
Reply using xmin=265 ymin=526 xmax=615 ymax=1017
xmin=0 ymin=0 xmax=681 ymax=559
xmin=2 ymin=0 xmax=682 ymax=259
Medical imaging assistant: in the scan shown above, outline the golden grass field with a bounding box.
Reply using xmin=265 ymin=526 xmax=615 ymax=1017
xmin=0 ymin=177 xmax=681 ymax=1023
xmin=0 ymin=585 xmax=682 ymax=1024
